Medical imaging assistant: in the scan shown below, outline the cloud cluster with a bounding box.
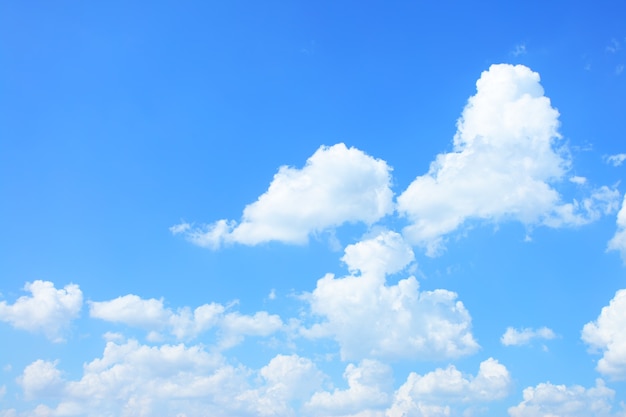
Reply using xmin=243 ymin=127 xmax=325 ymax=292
xmin=0 ymin=281 xmax=82 ymax=342
xmin=501 ymin=326 xmax=556 ymax=346
xmin=582 ymin=289 xmax=626 ymax=379
xmin=397 ymin=64 xmax=619 ymax=254
xmin=387 ymin=358 xmax=511 ymax=417
xmin=171 ymin=143 xmax=394 ymax=248
xmin=89 ymin=295 xmax=282 ymax=348
xmin=508 ymin=379 xmax=620 ymax=417
xmin=11 ymin=339 xmax=513 ymax=417
xmin=15 ymin=339 xmax=248 ymax=417
xmin=303 ymin=231 xmax=479 ymax=361
xmin=171 ymin=65 xmax=619 ymax=257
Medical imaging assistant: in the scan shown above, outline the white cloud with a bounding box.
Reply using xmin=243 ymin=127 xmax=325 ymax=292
xmin=16 ymin=360 xmax=63 ymax=401
xmin=570 ymin=176 xmax=587 ymax=185
xmin=606 ymin=154 xmax=626 ymax=166
xmin=219 ymin=311 xmax=284 ymax=349
xmin=397 ymin=64 xmax=618 ymax=255
xmin=14 ymin=342 xmax=331 ymax=417
xmin=89 ymin=295 xmax=170 ymax=328
xmin=386 ymin=358 xmax=511 ymax=417
xmin=541 ymin=185 xmax=620 ymax=228
xmin=508 ymin=379 xmax=620 ymax=417
xmin=238 ymin=354 xmax=325 ymax=416
xmin=172 ymin=143 xmax=394 ymax=248
xmin=501 ymin=326 xmax=556 ymax=346
xmin=89 ymin=295 xmax=282 ymax=347
xmin=306 ymin=360 xmax=393 ymax=416
xmin=303 ymin=231 xmax=478 ymax=361
xmin=0 ymin=281 xmax=83 ymax=342
xmin=608 ymin=195 xmax=626 ymax=263
xmin=18 ymin=339 xmax=247 ymax=417
xmin=582 ymin=289 xmax=626 ymax=379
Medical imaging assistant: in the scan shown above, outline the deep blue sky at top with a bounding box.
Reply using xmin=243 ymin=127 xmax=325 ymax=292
xmin=1 ymin=0 xmax=625 ymax=302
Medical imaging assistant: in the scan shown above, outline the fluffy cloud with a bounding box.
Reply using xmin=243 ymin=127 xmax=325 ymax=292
xmin=172 ymin=143 xmax=394 ymax=248
xmin=13 ymin=342 xmax=330 ymax=417
xmin=508 ymin=379 xmax=620 ymax=417
xmin=397 ymin=64 xmax=619 ymax=255
xmin=607 ymin=195 xmax=626 ymax=263
xmin=16 ymin=339 xmax=246 ymax=417
xmin=387 ymin=358 xmax=511 ymax=417
xmin=306 ymin=360 xmax=393 ymax=416
xmin=17 ymin=360 xmax=63 ymax=400
xmin=582 ymin=289 xmax=626 ymax=379
xmin=0 ymin=281 xmax=82 ymax=342
xmin=303 ymin=231 xmax=478 ymax=360
xmin=89 ymin=296 xmax=281 ymax=347
xmin=501 ymin=326 xmax=556 ymax=346
xmin=238 ymin=354 xmax=325 ymax=416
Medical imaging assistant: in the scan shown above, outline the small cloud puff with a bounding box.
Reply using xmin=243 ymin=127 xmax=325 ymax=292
xmin=0 ymin=280 xmax=82 ymax=342
xmin=500 ymin=326 xmax=556 ymax=346
xmin=509 ymin=379 xmax=618 ymax=417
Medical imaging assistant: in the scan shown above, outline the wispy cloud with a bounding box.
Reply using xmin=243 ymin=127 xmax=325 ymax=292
xmin=605 ymin=153 xmax=626 ymax=166
xmin=501 ymin=326 xmax=556 ymax=346
xmin=511 ymin=43 xmax=527 ymax=57
xmin=606 ymin=38 xmax=621 ymax=53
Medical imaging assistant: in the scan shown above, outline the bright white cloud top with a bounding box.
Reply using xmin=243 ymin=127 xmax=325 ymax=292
xmin=2 ymin=5 xmax=626 ymax=415
xmin=303 ymin=231 xmax=478 ymax=360
xmin=0 ymin=281 xmax=82 ymax=343
xmin=398 ymin=64 xmax=619 ymax=255
xmin=172 ymin=143 xmax=394 ymax=248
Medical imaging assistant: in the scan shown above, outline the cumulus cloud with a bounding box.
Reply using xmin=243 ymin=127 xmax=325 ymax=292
xmin=605 ymin=153 xmax=626 ymax=167
xmin=172 ymin=143 xmax=394 ymax=248
xmin=508 ymin=379 xmax=620 ymax=417
xmin=0 ymin=281 xmax=82 ymax=342
xmin=306 ymin=360 xmax=393 ymax=416
xmin=302 ymin=231 xmax=478 ymax=361
xmin=582 ymin=289 xmax=626 ymax=379
xmin=17 ymin=340 xmax=246 ymax=417
xmin=238 ymin=354 xmax=325 ymax=416
xmin=387 ymin=358 xmax=511 ymax=417
xmin=17 ymin=360 xmax=63 ymax=400
xmin=89 ymin=296 xmax=282 ymax=347
xmin=501 ymin=326 xmax=556 ymax=346
xmin=397 ymin=64 xmax=619 ymax=255
xmin=14 ymin=343 xmax=330 ymax=417
xmin=607 ymin=195 xmax=626 ymax=263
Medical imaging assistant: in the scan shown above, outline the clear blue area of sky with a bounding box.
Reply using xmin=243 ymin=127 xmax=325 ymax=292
xmin=1 ymin=1 xmax=625 ymax=416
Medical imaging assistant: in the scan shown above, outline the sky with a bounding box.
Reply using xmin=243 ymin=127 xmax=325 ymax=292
xmin=1 ymin=1 xmax=626 ymax=416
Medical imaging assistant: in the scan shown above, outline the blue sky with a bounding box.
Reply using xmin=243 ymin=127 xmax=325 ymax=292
xmin=1 ymin=1 xmax=626 ymax=416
